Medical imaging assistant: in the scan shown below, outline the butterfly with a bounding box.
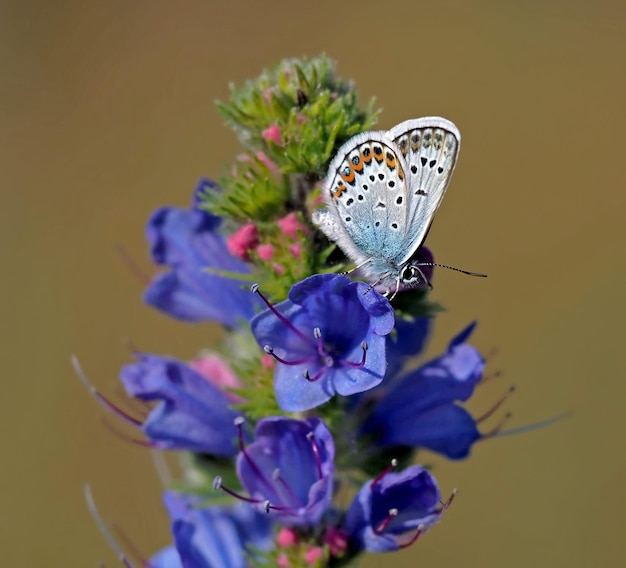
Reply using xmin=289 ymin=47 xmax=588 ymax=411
xmin=313 ymin=116 xmax=464 ymax=295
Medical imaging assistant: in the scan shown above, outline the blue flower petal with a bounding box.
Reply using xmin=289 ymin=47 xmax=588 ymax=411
xmin=251 ymin=274 xmax=394 ymax=412
xmin=236 ymin=417 xmax=334 ymax=527
xmin=149 ymin=545 xmax=182 ymax=568
xmin=361 ymin=324 xmax=485 ymax=459
xmin=161 ymin=492 xmax=272 ymax=568
xmin=344 ymin=466 xmax=443 ymax=553
xmin=120 ymin=355 xmax=238 ymax=455
xmin=143 ymin=185 xmax=257 ymax=327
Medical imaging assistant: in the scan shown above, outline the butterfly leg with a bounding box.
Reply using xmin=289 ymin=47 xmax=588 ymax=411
xmin=344 ymin=257 xmax=373 ymax=276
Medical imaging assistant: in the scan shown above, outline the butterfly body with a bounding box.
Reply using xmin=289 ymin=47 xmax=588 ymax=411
xmin=313 ymin=117 xmax=461 ymax=292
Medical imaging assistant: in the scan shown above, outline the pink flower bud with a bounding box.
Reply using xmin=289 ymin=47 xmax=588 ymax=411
xmin=276 ymin=527 xmax=298 ymax=547
xmin=288 ymin=243 xmax=302 ymax=260
xmin=188 ymin=356 xmax=242 ymax=402
xmin=277 ymin=212 xmax=307 ymax=240
xmin=262 ymin=124 xmax=283 ymax=146
xmin=227 ymin=223 xmax=259 ymax=261
xmin=256 ymin=151 xmax=279 ymax=175
xmin=264 ymin=87 xmax=275 ymax=104
xmin=261 ymin=354 xmax=276 ymax=368
xmin=304 ymin=546 xmax=324 ymax=564
xmin=256 ymin=243 xmax=274 ymax=261
xmin=322 ymin=527 xmax=349 ymax=556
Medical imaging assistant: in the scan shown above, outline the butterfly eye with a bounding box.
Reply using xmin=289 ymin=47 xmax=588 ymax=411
xmin=400 ymin=265 xmax=421 ymax=285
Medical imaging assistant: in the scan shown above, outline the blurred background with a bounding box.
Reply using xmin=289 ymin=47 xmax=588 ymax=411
xmin=2 ymin=0 xmax=625 ymax=566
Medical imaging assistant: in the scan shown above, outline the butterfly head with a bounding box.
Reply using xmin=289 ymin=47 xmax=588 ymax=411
xmin=399 ymin=263 xmax=429 ymax=288
xmin=369 ymin=259 xmax=432 ymax=299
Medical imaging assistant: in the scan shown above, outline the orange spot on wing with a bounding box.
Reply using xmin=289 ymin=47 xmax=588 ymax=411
xmin=340 ymin=169 xmax=355 ymax=184
xmin=397 ymin=163 xmax=405 ymax=181
xmin=385 ymin=152 xmax=397 ymax=170
xmin=334 ymin=184 xmax=347 ymax=198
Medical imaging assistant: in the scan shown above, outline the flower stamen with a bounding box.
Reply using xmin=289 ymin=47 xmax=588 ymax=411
xmin=481 ymin=412 xmax=512 ymax=439
xmin=397 ymin=524 xmax=426 ymax=549
xmin=213 ymin=476 xmax=268 ymax=505
xmin=213 ymin=476 xmax=301 ymax=514
xmin=374 ymin=508 xmax=398 ymax=534
xmin=340 ymin=341 xmax=368 ymax=368
xmin=475 ymin=386 xmax=515 ymax=424
xmin=314 ymin=327 xmax=325 ymax=357
xmin=370 ymin=458 xmax=398 ymax=489
xmin=84 ymin=485 xmax=137 ymax=568
xmin=272 ymin=468 xmax=305 ymax=507
xmin=303 ymin=367 xmax=327 ymax=382
xmin=234 ymin=417 xmax=276 ymax=494
xmin=251 ymin=284 xmax=313 ymax=344
xmin=100 ymin=417 xmax=155 ymax=448
xmin=306 ymin=431 xmax=323 ymax=479
xmin=264 ymin=345 xmax=315 ymax=366
xmin=73 ymin=356 xmax=143 ymax=428
xmin=438 ymin=488 xmax=458 ymax=514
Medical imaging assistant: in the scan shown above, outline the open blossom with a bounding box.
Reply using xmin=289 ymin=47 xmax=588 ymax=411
xmin=251 ymin=274 xmax=395 ymax=411
xmin=216 ymin=416 xmax=335 ymax=527
xmin=360 ymin=323 xmax=487 ymax=459
xmin=343 ymin=465 xmax=449 ymax=553
xmin=150 ymin=492 xmax=273 ymax=568
xmin=144 ymin=180 xmax=256 ymax=327
xmin=120 ymin=354 xmax=239 ymax=455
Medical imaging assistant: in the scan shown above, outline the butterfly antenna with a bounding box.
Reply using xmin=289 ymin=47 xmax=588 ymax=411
xmin=417 ymin=262 xmax=487 ymax=278
xmin=84 ymin=485 xmax=137 ymax=568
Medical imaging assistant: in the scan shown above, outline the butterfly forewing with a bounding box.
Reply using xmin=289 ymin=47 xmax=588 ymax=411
xmin=387 ymin=117 xmax=461 ymax=264
xmin=324 ymin=131 xmax=410 ymax=261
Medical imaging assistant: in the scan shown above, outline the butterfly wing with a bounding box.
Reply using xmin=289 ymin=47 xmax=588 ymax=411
xmin=387 ymin=117 xmax=461 ymax=265
xmin=317 ymin=131 xmax=411 ymax=266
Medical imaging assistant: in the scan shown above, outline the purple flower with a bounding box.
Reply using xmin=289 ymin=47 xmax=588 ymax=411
xmin=216 ymin=417 xmax=335 ymax=527
xmin=384 ymin=314 xmax=431 ymax=386
xmin=144 ymin=179 xmax=257 ymax=327
xmin=149 ymin=546 xmax=182 ymax=568
xmin=250 ymin=274 xmax=395 ymax=412
xmin=150 ymin=492 xmax=273 ymax=568
xmin=120 ymin=354 xmax=239 ymax=456
xmin=343 ymin=465 xmax=449 ymax=553
xmin=360 ymin=323 xmax=487 ymax=459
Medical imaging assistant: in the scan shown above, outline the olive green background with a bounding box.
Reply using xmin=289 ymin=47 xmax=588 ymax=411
xmin=2 ymin=1 xmax=625 ymax=566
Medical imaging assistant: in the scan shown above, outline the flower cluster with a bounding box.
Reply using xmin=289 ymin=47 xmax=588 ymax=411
xmin=83 ymin=57 xmax=512 ymax=567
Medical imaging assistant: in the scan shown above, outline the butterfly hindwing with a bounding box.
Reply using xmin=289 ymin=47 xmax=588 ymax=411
xmin=387 ymin=117 xmax=461 ymax=264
